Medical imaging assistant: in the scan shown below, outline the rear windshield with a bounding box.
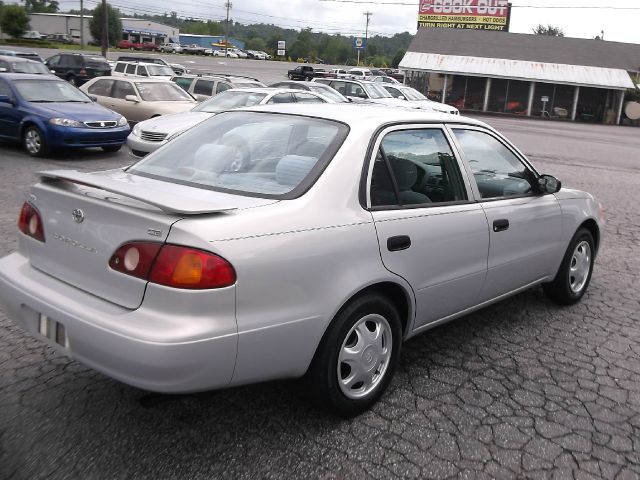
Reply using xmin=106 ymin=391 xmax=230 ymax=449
xmin=86 ymin=57 xmax=109 ymax=69
xmin=135 ymin=82 xmax=193 ymax=101
xmin=11 ymin=62 xmax=49 ymax=74
xmin=128 ymin=112 xmax=349 ymax=198
xmin=193 ymin=90 xmax=268 ymax=113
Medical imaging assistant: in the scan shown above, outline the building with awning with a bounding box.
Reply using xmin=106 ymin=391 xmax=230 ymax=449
xmin=400 ymin=28 xmax=639 ymax=124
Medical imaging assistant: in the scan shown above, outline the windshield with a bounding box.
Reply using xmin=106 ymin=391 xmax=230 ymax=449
xmin=193 ymin=90 xmax=268 ymax=112
xmin=363 ymin=83 xmax=392 ymax=99
xmin=135 ymin=82 xmax=193 ymax=101
xmin=11 ymin=62 xmax=49 ymax=74
xmin=14 ymin=79 xmax=90 ymax=102
xmin=129 ymin=112 xmax=348 ymax=198
xmin=147 ymin=65 xmax=174 ymax=76
xmin=402 ymin=88 xmax=427 ymax=101
xmin=308 ymin=85 xmax=347 ymax=103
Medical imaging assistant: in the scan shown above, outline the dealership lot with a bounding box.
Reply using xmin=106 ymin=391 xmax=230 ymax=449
xmin=0 ymin=106 xmax=639 ymax=479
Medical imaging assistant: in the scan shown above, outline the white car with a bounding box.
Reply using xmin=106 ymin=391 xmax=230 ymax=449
xmin=127 ymin=87 xmax=335 ymax=156
xmin=112 ymin=61 xmax=175 ymax=79
xmin=160 ymin=43 xmax=183 ymax=54
xmin=382 ymin=84 xmax=459 ymax=115
xmin=0 ymin=104 xmax=602 ymax=416
xmin=212 ymin=49 xmax=238 ymax=58
xmin=348 ymin=68 xmax=372 ymax=80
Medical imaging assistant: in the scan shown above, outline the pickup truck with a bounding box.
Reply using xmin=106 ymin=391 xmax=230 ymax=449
xmin=287 ymin=65 xmax=314 ymax=81
xmin=182 ymin=44 xmax=206 ymax=55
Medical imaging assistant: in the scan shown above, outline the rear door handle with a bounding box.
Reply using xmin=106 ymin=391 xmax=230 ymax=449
xmin=387 ymin=235 xmax=411 ymax=252
xmin=493 ymin=219 xmax=510 ymax=232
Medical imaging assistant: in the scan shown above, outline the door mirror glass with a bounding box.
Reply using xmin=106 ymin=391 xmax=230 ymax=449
xmin=538 ymin=174 xmax=561 ymax=194
xmin=125 ymin=94 xmax=139 ymax=103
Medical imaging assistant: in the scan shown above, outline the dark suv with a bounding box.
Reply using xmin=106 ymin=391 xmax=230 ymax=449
xmin=287 ymin=65 xmax=315 ymax=81
xmin=45 ymin=53 xmax=110 ymax=86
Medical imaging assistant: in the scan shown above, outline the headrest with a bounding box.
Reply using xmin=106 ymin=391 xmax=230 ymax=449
xmin=276 ymin=155 xmax=317 ymax=187
xmin=193 ymin=144 xmax=235 ymax=170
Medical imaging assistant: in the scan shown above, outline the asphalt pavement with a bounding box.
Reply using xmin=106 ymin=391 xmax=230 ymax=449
xmin=0 ymin=73 xmax=639 ymax=478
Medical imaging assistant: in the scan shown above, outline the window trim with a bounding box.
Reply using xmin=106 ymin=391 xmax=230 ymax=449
xmin=446 ymin=125 xmax=542 ymax=202
xmin=361 ymin=123 xmax=477 ymax=211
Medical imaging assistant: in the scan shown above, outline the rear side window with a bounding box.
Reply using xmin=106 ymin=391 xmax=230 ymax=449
xmin=125 ymin=64 xmax=136 ymax=74
xmin=87 ymin=79 xmax=114 ymax=96
xmin=294 ymin=92 xmax=324 ymax=103
xmin=129 ymin=112 xmax=349 ymax=199
xmin=112 ymin=81 xmax=136 ymax=99
xmin=136 ymin=66 xmax=149 ymax=77
xmin=216 ymin=82 xmax=231 ymax=94
xmin=114 ymin=63 xmax=126 ymax=73
xmin=0 ymin=79 xmax=12 ymax=96
xmin=267 ymin=93 xmax=295 ymax=104
xmin=370 ymin=129 xmax=467 ymax=208
xmin=86 ymin=58 xmax=109 ymax=69
xmin=194 ymin=79 xmax=214 ymax=96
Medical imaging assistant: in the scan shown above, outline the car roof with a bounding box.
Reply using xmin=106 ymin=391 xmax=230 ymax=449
xmin=240 ymin=102 xmax=486 ymax=127
xmin=225 ymin=87 xmax=318 ymax=95
xmin=0 ymin=73 xmax=60 ymax=81
xmin=90 ymin=76 xmax=172 ymax=83
xmin=0 ymin=55 xmax=39 ymax=63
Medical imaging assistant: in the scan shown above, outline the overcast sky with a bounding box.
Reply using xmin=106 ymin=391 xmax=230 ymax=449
xmin=53 ymin=0 xmax=640 ymax=43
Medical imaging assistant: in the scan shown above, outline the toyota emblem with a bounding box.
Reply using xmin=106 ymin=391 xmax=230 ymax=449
xmin=72 ymin=209 xmax=85 ymax=223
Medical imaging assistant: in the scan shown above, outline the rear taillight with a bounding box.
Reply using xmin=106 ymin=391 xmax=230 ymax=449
xmin=79 ymin=68 xmax=87 ymax=76
xmin=109 ymin=242 xmax=236 ymax=289
xmin=18 ymin=202 xmax=45 ymax=242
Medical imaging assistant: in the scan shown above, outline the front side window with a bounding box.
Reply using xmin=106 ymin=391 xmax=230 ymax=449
xmin=452 ymin=129 xmax=536 ymax=199
xmin=173 ymin=77 xmax=194 ymax=91
xmin=267 ymin=93 xmax=295 ymax=104
xmin=194 ymin=79 xmax=214 ymax=96
xmin=370 ymin=129 xmax=467 ymax=208
xmin=112 ymin=80 xmax=136 ymax=99
xmin=114 ymin=63 xmax=126 ymax=73
xmin=0 ymin=79 xmax=12 ymax=97
xmin=216 ymin=82 xmax=231 ymax=94
xmin=128 ymin=112 xmax=348 ymax=198
xmin=46 ymin=55 xmax=60 ymax=67
xmin=125 ymin=64 xmax=136 ymax=74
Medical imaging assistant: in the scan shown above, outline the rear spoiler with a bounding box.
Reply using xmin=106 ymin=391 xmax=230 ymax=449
xmin=39 ymin=170 xmax=237 ymax=215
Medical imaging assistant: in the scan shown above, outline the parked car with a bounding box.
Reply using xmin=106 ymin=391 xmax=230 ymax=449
xmin=313 ymin=78 xmax=419 ymax=108
xmin=270 ymin=81 xmax=350 ymax=103
xmin=0 ymin=103 xmax=602 ymax=416
xmin=212 ymin=49 xmax=238 ymax=58
xmin=246 ymin=50 xmax=267 ymax=60
xmin=0 ymin=73 xmax=129 ymax=156
xmin=288 ymin=65 xmax=315 ymax=81
xmin=12 ymin=51 xmax=45 ymax=63
xmin=229 ymin=48 xmax=247 ymax=58
xmin=172 ymin=74 xmax=266 ymax=101
xmin=127 ymin=87 xmax=333 ymax=156
xmin=80 ymin=76 xmax=197 ymax=124
xmin=117 ymin=39 xmax=142 ymax=50
xmin=45 ymin=53 xmax=111 ymax=86
xmin=326 ymin=68 xmax=348 ymax=79
xmin=347 ymin=67 xmax=372 ymax=80
xmin=381 ymin=84 xmax=459 ymax=115
xmin=112 ymin=61 xmax=174 ymax=79
xmin=116 ymin=56 xmax=170 ymax=67
xmin=0 ymin=55 xmax=51 ymax=75
xmin=160 ymin=43 xmax=183 ymax=54
xmin=182 ymin=44 xmax=206 ymax=55
xmin=141 ymin=42 xmax=160 ymax=52
xmin=372 ymin=75 xmax=401 ymax=85
xmin=21 ymin=30 xmax=46 ymax=40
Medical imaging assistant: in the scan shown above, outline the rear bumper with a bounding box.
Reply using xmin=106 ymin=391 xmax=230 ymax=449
xmin=0 ymin=252 xmax=237 ymax=393
xmin=46 ymin=125 xmax=130 ymax=149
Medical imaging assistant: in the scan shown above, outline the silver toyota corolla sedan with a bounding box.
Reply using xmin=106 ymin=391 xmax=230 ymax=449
xmin=0 ymin=104 xmax=603 ymax=416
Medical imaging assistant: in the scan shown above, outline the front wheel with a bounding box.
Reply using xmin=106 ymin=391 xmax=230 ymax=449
xmin=287 ymin=73 xmax=293 ymax=79
xmin=543 ymin=228 xmax=595 ymax=304
xmin=306 ymin=294 xmax=402 ymax=417
xmin=23 ymin=125 xmax=49 ymax=157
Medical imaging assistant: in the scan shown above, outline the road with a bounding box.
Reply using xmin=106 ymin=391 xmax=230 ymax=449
xmin=0 ymin=101 xmax=639 ymax=478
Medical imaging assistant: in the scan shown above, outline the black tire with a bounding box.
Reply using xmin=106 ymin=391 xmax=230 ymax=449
xmin=67 ymin=74 xmax=77 ymax=86
xmin=306 ymin=294 xmax=402 ymax=417
xmin=287 ymin=73 xmax=293 ymax=80
xmin=23 ymin=125 xmax=49 ymax=157
xmin=305 ymin=76 xmax=312 ymax=81
xmin=543 ymin=228 xmax=595 ymax=305
xmin=101 ymin=145 xmax=122 ymax=153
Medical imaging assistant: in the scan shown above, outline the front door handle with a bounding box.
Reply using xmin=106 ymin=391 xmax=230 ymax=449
xmin=493 ymin=219 xmax=510 ymax=232
xmin=387 ymin=235 xmax=411 ymax=252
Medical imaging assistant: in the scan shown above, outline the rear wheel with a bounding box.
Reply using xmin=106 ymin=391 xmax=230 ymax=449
xmin=288 ymin=73 xmax=293 ymax=80
xmin=306 ymin=294 xmax=402 ymax=417
xmin=23 ymin=125 xmax=48 ymax=157
xmin=543 ymin=228 xmax=595 ymax=304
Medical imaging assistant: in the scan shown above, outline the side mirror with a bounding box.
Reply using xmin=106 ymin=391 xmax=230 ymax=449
xmin=396 ymin=95 xmax=405 ymax=100
xmin=0 ymin=95 xmax=13 ymax=105
xmin=538 ymin=174 xmax=561 ymax=194
xmin=125 ymin=95 xmax=139 ymax=103
xmin=88 ymin=95 xmax=98 ymax=102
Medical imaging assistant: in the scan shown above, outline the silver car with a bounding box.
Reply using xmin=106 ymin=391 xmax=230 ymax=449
xmin=127 ymin=87 xmax=334 ymax=157
xmin=0 ymin=104 xmax=603 ymax=416
xmin=382 ymin=84 xmax=459 ymax=115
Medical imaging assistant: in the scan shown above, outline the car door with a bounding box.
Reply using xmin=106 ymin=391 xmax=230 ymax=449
xmin=110 ymin=80 xmax=142 ymax=122
xmin=367 ymin=125 xmax=490 ymax=330
xmin=0 ymin=78 xmax=21 ymax=139
xmin=449 ymin=126 xmax=563 ymax=301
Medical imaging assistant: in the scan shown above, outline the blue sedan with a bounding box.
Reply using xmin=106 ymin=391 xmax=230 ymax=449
xmin=0 ymin=73 xmax=130 ymax=156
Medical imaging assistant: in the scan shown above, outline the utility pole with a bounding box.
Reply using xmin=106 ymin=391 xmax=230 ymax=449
xmin=101 ymin=0 xmax=108 ymax=58
xmin=224 ymin=1 xmax=232 ymax=57
xmin=363 ymin=11 xmax=372 ymax=66
xmin=80 ymin=0 xmax=84 ymax=49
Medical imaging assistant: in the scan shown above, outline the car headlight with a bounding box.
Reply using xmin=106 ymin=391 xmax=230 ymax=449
xmin=49 ymin=118 xmax=82 ymax=127
xmin=131 ymin=124 xmax=141 ymax=136
xmin=117 ymin=116 xmax=128 ymax=127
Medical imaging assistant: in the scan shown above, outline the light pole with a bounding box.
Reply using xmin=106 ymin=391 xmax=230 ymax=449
xmin=80 ymin=0 xmax=84 ymax=49
xmin=101 ymin=0 xmax=108 ymax=57
xmin=224 ymin=1 xmax=232 ymax=57
xmin=363 ymin=11 xmax=372 ymax=66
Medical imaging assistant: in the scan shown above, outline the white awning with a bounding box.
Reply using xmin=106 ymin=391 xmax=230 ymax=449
xmin=400 ymin=52 xmax=635 ymax=90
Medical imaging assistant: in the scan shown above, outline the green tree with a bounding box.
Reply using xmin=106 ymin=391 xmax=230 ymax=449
xmin=89 ymin=2 xmax=122 ymax=46
xmin=24 ymin=0 xmax=59 ymax=13
xmin=532 ymin=24 xmax=564 ymax=36
xmin=391 ymin=49 xmax=405 ymax=68
xmin=289 ymin=28 xmax=313 ymax=60
xmin=0 ymin=4 xmax=30 ymax=38
xmin=246 ymin=37 xmax=266 ymax=51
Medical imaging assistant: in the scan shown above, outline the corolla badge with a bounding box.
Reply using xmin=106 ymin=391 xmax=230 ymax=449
xmin=72 ymin=208 xmax=85 ymax=223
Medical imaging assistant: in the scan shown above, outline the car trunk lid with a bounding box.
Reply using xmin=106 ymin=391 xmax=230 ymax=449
xmin=25 ymin=169 xmax=276 ymax=309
